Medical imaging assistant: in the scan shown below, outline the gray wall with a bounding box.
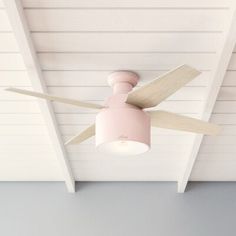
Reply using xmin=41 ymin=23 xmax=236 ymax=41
xmin=0 ymin=182 xmax=236 ymax=236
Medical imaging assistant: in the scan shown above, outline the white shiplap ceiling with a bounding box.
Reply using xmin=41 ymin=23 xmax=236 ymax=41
xmin=0 ymin=0 xmax=236 ymax=192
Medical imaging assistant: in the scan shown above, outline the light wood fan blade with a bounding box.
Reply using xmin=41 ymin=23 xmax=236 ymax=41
xmin=65 ymin=124 xmax=95 ymax=145
xmin=6 ymin=87 xmax=104 ymax=110
xmin=126 ymin=64 xmax=201 ymax=109
xmin=148 ymin=110 xmax=220 ymax=135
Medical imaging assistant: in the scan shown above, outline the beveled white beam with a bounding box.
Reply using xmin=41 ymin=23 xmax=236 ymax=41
xmin=3 ymin=0 xmax=75 ymax=192
xmin=178 ymin=7 xmax=236 ymax=193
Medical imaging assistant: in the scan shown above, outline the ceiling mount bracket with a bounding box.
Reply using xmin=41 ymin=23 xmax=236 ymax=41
xmin=108 ymin=70 xmax=139 ymax=94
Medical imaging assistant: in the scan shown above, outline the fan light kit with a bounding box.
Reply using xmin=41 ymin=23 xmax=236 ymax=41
xmin=6 ymin=65 xmax=221 ymax=156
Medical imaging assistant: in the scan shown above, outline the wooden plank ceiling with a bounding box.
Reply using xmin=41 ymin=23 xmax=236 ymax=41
xmin=0 ymin=0 xmax=235 ymax=183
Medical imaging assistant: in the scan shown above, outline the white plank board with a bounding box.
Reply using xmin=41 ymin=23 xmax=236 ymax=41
xmin=71 ymin=159 xmax=184 ymax=181
xmin=0 ymin=54 xmax=25 ymax=70
xmin=57 ymin=113 xmax=96 ymax=125
xmin=25 ymin=9 xmax=227 ymax=31
xmin=222 ymin=71 xmax=236 ymax=86
xmin=22 ymin=0 xmax=233 ymax=8
xmin=32 ymin=32 xmax=221 ymax=52
xmin=217 ymin=87 xmax=236 ymax=100
xmin=211 ymin=114 xmax=236 ymax=124
xmin=0 ymin=135 xmax=51 ymax=145
xmin=190 ymin=160 xmax=236 ymax=181
xmin=0 ymin=125 xmax=49 ymax=135
xmin=44 ymin=70 xmax=211 ymax=87
xmin=0 ymin=71 xmax=30 ymax=86
xmin=0 ymin=33 xmax=19 ymax=51
xmin=0 ymin=160 xmax=63 ymax=181
xmin=203 ymin=135 xmax=236 ymax=145
xmin=0 ymin=150 xmax=56 ymax=160
xmin=39 ymin=53 xmax=216 ymax=70
xmin=0 ymin=144 xmax=54 ymax=153
xmin=0 ymin=114 xmax=44 ymax=124
xmin=200 ymin=144 xmax=236 ymax=153
xmin=198 ymin=153 xmax=236 ymax=161
xmin=0 ymin=101 xmax=40 ymax=113
xmin=214 ymin=101 xmax=236 ymax=113
xmin=228 ymin=53 xmax=236 ymax=69
xmin=0 ymin=10 xmax=11 ymax=31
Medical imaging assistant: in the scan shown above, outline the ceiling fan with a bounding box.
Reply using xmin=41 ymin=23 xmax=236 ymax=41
xmin=6 ymin=65 xmax=220 ymax=155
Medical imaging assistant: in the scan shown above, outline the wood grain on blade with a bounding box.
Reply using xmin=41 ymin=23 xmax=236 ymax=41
xmin=148 ymin=110 xmax=220 ymax=135
xmin=126 ymin=65 xmax=201 ymax=108
xmin=65 ymin=124 xmax=95 ymax=145
xmin=6 ymin=87 xmax=103 ymax=109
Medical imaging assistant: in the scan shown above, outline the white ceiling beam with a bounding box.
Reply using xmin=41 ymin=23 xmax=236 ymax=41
xmin=3 ymin=0 xmax=75 ymax=192
xmin=178 ymin=7 xmax=236 ymax=193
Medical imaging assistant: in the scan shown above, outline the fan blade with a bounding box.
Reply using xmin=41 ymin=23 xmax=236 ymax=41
xmin=148 ymin=110 xmax=220 ymax=135
xmin=126 ymin=64 xmax=201 ymax=109
xmin=6 ymin=87 xmax=104 ymax=110
xmin=65 ymin=124 xmax=95 ymax=145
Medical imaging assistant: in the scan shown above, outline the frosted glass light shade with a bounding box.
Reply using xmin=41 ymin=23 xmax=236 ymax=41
xmin=97 ymin=140 xmax=149 ymax=156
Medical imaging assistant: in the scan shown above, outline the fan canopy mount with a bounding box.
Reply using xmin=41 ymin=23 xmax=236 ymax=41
xmin=107 ymin=70 xmax=139 ymax=95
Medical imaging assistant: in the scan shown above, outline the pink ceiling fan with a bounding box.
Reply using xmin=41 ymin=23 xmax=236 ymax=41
xmin=6 ymin=65 xmax=220 ymax=155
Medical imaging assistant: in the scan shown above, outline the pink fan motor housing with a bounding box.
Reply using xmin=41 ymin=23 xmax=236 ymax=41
xmin=96 ymin=107 xmax=150 ymax=155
